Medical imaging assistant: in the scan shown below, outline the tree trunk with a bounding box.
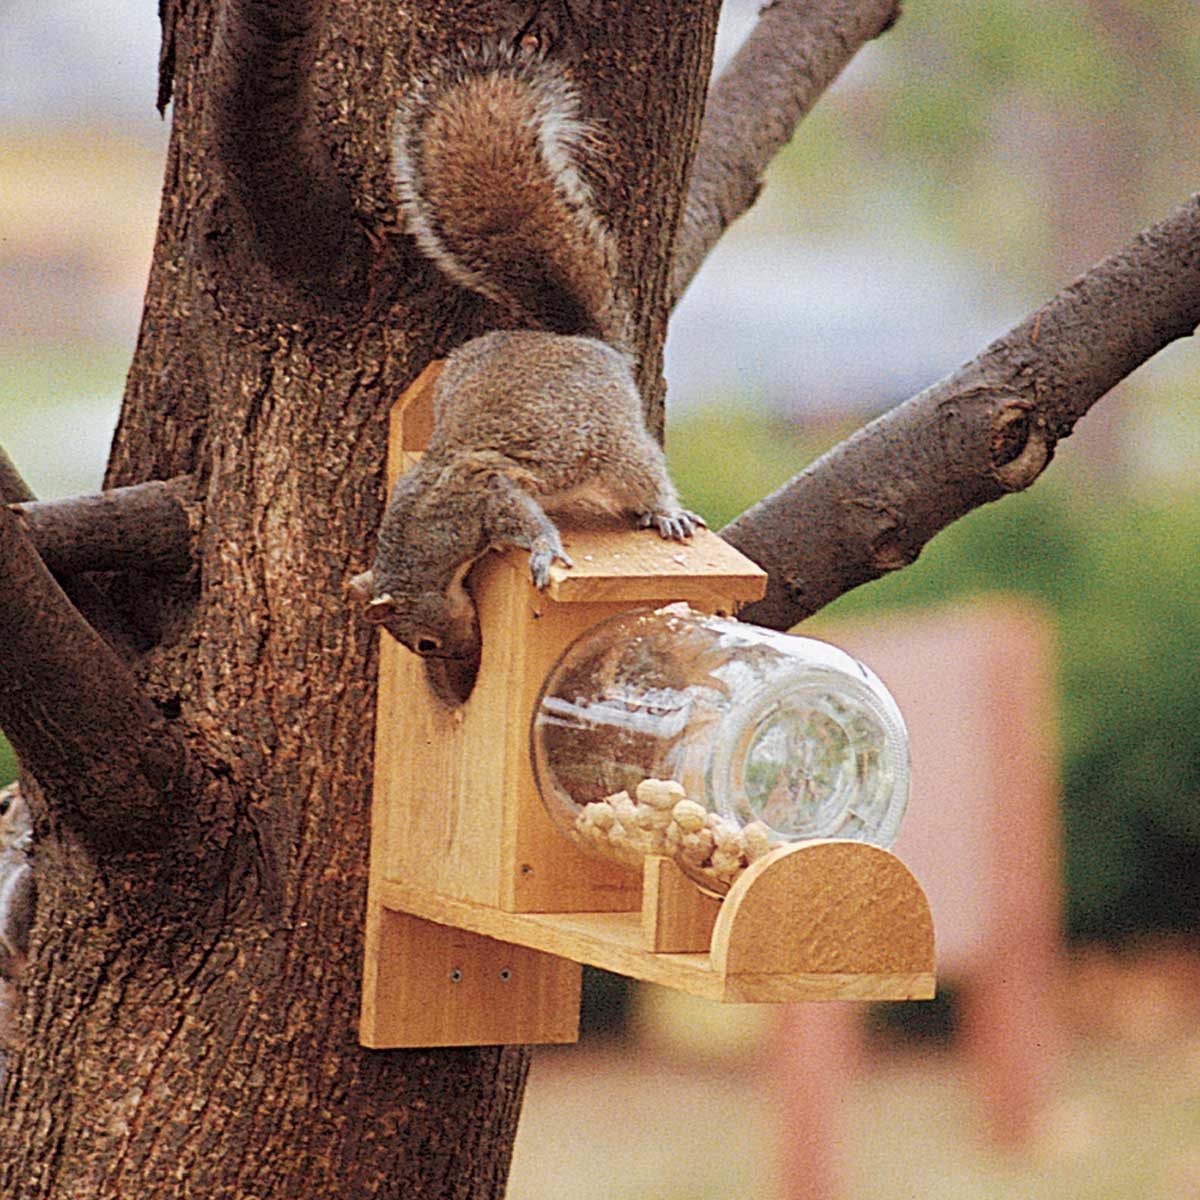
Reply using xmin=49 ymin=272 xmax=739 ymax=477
xmin=0 ymin=3 xmax=719 ymax=1196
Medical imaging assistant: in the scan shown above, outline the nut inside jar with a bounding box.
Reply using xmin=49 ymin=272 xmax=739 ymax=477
xmin=572 ymin=778 xmax=774 ymax=893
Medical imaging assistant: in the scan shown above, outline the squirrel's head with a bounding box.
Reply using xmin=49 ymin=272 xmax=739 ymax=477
xmin=348 ymin=568 xmax=481 ymax=662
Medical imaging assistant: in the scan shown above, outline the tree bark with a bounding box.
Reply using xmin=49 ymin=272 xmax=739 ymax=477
xmin=0 ymin=3 xmax=719 ymax=1197
xmin=0 ymin=504 xmax=189 ymax=851
xmin=0 ymin=446 xmax=35 ymax=505
xmin=7 ymin=0 xmax=1195 ymax=1192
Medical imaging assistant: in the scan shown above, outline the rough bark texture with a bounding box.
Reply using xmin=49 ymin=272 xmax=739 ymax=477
xmin=0 ymin=2 xmax=720 ymax=1197
xmin=8 ymin=0 xmax=1196 ymax=1191
xmin=670 ymin=0 xmax=902 ymax=306
xmin=725 ymin=193 xmax=1200 ymax=629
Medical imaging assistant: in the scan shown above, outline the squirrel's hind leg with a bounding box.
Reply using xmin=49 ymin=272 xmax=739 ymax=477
xmin=484 ymin=475 xmax=574 ymax=587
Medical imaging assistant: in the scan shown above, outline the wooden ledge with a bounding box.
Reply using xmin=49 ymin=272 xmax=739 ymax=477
xmin=377 ymin=839 xmax=934 ymax=1005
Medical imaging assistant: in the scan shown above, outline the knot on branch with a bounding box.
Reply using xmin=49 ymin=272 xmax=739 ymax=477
xmin=990 ymin=399 xmax=1053 ymax=492
xmin=844 ymin=497 xmax=918 ymax=575
xmin=870 ymin=525 xmax=917 ymax=573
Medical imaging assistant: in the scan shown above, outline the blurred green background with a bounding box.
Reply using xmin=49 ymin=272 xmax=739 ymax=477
xmin=3 ymin=0 xmax=1199 ymax=945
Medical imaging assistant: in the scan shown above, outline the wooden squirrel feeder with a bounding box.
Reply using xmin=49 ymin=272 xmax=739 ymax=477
xmin=360 ymin=363 xmax=935 ymax=1049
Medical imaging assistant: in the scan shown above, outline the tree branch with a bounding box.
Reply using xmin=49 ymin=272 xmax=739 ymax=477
xmin=0 ymin=504 xmax=190 ymax=852
xmin=0 ymin=447 xmax=154 ymax=658
xmin=723 ymin=193 xmax=1200 ymax=629
xmin=208 ymin=0 xmax=368 ymax=299
xmin=12 ymin=477 xmax=195 ymax=578
xmin=0 ymin=446 xmax=34 ymax=506
xmin=670 ymin=0 xmax=901 ymax=306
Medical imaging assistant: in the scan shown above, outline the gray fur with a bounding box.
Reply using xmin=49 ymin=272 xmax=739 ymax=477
xmin=361 ymin=333 xmax=701 ymax=662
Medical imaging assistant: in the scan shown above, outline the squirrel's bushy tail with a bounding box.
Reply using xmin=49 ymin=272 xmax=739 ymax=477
xmin=392 ymin=45 xmax=621 ymax=343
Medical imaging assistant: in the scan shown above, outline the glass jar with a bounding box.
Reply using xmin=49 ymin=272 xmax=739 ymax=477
xmin=530 ymin=604 xmax=909 ymax=894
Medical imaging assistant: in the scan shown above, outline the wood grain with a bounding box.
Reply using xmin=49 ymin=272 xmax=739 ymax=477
xmin=712 ymin=840 xmax=935 ymax=979
xmin=548 ymin=525 xmax=766 ymax=608
xmin=640 ymin=856 xmax=722 ymax=953
xmin=361 ymin=909 xmax=580 ymax=1048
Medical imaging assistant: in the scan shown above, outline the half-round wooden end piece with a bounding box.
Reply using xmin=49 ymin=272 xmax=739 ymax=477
xmin=711 ymin=840 xmax=934 ymax=984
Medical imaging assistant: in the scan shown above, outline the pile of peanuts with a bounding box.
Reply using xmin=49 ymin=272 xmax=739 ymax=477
xmin=572 ymin=777 xmax=774 ymax=891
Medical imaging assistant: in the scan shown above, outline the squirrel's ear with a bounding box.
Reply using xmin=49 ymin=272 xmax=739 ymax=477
xmin=364 ymin=595 xmax=398 ymax=624
xmin=346 ymin=570 xmax=375 ymax=601
xmin=348 ymin=571 xmax=398 ymax=624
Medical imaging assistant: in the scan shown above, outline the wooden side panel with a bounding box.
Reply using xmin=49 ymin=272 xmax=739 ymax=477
xmin=500 ymin=581 xmax=645 ymax=913
xmin=370 ymin=627 xmax=505 ymax=905
xmin=360 ymin=909 xmax=580 ymax=1048
xmin=391 ymin=360 xmax=440 ymax=481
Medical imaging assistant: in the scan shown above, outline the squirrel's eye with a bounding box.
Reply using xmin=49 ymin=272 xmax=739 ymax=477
xmin=0 ymin=797 xmax=10 ymax=817
xmin=416 ymin=636 xmax=441 ymax=655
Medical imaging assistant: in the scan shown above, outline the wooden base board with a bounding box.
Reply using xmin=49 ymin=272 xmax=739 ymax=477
xmin=360 ymin=908 xmax=581 ymax=1048
xmin=376 ymin=880 xmax=933 ymax=1006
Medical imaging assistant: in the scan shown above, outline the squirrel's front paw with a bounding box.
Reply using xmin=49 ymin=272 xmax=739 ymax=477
xmin=638 ymin=509 xmax=706 ymax=541
xmin=529 ymin=546 xmax=574 ymax=589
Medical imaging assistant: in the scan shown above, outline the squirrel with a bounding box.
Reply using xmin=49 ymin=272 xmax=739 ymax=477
xmin=353 ymin=42 xmax=701 ymax=661
xmin=354 ymin=330 xmax=700 ymax=658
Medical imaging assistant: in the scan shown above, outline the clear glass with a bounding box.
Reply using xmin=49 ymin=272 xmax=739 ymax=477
xmin=531 ymin=604 xmax=909 ymax=893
